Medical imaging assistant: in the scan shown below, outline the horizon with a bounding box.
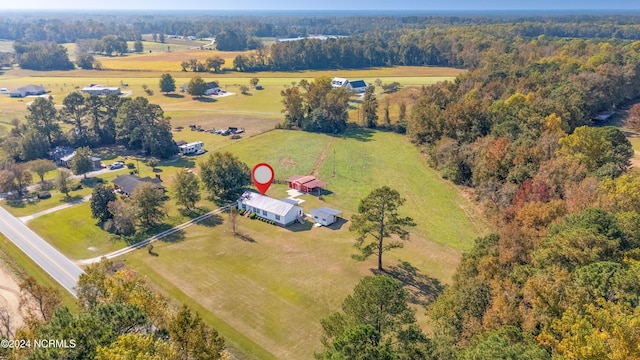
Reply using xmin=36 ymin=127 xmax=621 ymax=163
xmin=1 ymin=0 xmax=640 ymax=11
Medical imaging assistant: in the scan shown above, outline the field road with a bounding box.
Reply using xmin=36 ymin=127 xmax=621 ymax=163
xmin=0 ymin=205 xmax=83 ymax=296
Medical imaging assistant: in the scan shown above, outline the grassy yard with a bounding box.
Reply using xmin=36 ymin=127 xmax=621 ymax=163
xmin=114 ymin=129 xmax=487 ymax=360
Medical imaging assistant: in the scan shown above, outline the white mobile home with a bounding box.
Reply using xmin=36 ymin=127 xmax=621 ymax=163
xmin=238 ymin=191 xmax=304 ymax=227
xmin=178 ymin=141 xmax=204 ymax=155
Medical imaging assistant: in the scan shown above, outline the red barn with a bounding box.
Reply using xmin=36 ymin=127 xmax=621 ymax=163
xmin=286 ymin=175 xmax=326 ymax=194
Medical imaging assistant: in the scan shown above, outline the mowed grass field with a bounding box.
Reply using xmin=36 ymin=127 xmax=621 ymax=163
xmin=118 ymin=129 xmax=488 ymax=360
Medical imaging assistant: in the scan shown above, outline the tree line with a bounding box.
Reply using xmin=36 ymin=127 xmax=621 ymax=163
xmin=2 ymin=95 xmax=177 ymax=163
xmin=6 ymin=13 xmax=640 ymax=44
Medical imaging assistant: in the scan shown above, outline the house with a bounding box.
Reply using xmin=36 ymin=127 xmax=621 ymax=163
xmin=50 ymin=146 xmax=75 ymax=164
xmin=52 ymin=146 xmax=102 ymax=170
xmin=10 ymin=85 xmax=46 ymax=98
xmin=81 ymin=84 xmax=121 ymax=96
xmin=286 ymin=175 xmax=326 ymax=194
xmin=331 ymin=77 xmax=349 ymax=89
xmin=178 ymin=141 xmax=204 ymax=155
xmin=112 ymin=174 xmax=165 ymax=196
xmin=237 ymin=191 xmax=304 ymax=227
xmin=180 ymin=81 xmax=220 ymax=95
xmin=348 ymin=80 xmax=367 ymax=93
xmin=310 ymin=207 xmax=342 ymax=226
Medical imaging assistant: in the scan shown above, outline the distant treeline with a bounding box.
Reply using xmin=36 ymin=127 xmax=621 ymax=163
xmin=4 ymin=14 xmax=640 ymax=43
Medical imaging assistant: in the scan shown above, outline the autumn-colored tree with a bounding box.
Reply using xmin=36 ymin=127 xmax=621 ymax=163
xmin=625 ymin=103 xmax=640 ymax=132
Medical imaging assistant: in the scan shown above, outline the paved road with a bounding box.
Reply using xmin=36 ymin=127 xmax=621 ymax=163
xmin=0 ymin=205 xmax=83 ymax=296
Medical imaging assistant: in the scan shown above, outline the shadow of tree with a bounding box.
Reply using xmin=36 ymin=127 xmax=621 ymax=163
xmin=194 ymin=97 xmax=216 ymax=103
xmin=337 ymin=128 xmax=374 ymax=142
xmin=197 ymin=214 xmax=223 ymax=227
xmin=159 ymin=229 xmax=185 ymax=243
xmin=378 ymin=261 xmax=445 ymax=306
xmin=164 ymin=93 xmax=185 ymax=98
xmin=235 ymin=233 xmax=257 ymax=243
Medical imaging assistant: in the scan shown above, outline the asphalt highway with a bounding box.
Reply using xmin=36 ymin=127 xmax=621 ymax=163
xmin=0 ymin=205 xmax=83 ymax=296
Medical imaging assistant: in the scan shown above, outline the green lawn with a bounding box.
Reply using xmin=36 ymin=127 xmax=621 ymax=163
xmin=115 ymin=129 xmax=488 ymax=360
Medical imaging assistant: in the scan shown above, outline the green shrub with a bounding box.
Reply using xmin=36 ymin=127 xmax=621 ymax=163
xmin=238 ymin=209 xmax=245 ymax=215
xmin=249 ymin=213 xmax=256 ymax=219
xmin=126 ymin=163 xmax=136 ymax=169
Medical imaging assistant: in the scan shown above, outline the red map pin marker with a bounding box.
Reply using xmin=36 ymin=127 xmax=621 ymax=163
xmin=252 ymin=163 xmax=274 ymax=195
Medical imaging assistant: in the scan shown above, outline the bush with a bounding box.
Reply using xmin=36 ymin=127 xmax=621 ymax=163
xmin=238 ymin=209 xmax=245 ymax=215
xmin=249 ymin=213 xmax=256 ymax=219
xmin=37 ymin=191 xmax=51 ymax=199
xmin=71 ymin=184 xmax=83 ymax=191
xmin=126 ymin=163 xmax=136 ymax=169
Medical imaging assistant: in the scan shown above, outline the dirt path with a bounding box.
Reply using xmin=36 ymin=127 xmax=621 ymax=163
xmin=0 ymin=264 xmax=23 ymax=338
xmin=310 ymin=137 xmax=335 ymax=177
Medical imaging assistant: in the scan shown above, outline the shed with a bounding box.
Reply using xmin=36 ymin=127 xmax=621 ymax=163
xmin=310 ymin=207 xmax=342 ymax=226
xmin=286 ymin=175 xmax=326 ymax=194
xmin=237 ymin=191 xmax=303 ymax=227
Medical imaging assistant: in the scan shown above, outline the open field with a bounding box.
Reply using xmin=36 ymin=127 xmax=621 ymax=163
xmin=123 ymin=207 xmax=465 ymax=360
xmin=1 ymin=61 xmax=479 ymax=359
xmin=111 ymin=129 xmax=488 ymax=359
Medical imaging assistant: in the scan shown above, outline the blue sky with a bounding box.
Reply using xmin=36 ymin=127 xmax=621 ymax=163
xmin=1 ymin=0 xmax=639 ymax=10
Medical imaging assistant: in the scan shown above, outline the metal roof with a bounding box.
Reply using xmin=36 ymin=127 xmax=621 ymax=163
xmin=239 ymin=191 xmax=301 ymax=217
xmin=310 ymin=207 xmax=342 ymax=218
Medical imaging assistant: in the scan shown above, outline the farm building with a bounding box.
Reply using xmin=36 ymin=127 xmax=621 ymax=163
xmin=112 ymin=174 xmax=165 ymax=196
xmin=82 ymin=84 xmax=121 ymax=96
xmin=286 ymin=175 xmax=326 ymax=194
xmin=310 ymin=207 xmax=342 ymax=226
xmin=10 ymin=84 xmax=46 ymax=97
xmin=237 ymin=191 xmax=304 ymax=227
xmin=178 ymin=141 xmax=204 ymax=155
xmin=349 ymin=80 xmax=367 ymax=93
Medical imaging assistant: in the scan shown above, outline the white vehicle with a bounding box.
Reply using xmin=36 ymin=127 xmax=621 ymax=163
xmin=0 ymin=88 xmax=9 ymax=94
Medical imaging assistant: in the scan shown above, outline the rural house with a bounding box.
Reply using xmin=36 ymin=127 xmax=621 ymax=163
xmin=51 ymin=146 xmax=102 ymax=170
xmin=348 ymin=80 xmax=367 ymax=93
xmin=10 ymin=84 xmax=46 ymax=97
xmin=180 ymin=81 xmax=220 ymax=95
xmin=238 ymin=191 xmax=304 ymax=227
xmin=286 ymin=175 xmax=326 ymax=194
xmin=112 ymin=174 xmax=165 ymax=196
xmin=82 ymin=84 xmax=121 ymax=96
xmin=310 ymin=207 xmax=342 ymax=226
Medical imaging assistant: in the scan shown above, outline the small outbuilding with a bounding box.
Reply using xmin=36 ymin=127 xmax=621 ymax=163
xmin=310 ymin=207 xmax=342 ymax=226
xmin=286 ymin=175 xmax=326 ymax=194
xmin=237 ymin=191 xmax=304 ymax=227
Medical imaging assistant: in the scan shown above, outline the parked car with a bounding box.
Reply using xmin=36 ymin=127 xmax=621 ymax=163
xmin=0 ymin=88 xmax=9 ymax=94
xmin=109 ymin=162 xmax=124 ymax=170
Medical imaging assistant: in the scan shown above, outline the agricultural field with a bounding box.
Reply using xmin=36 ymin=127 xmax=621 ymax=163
xmin=0 ymin=57 xmax=478 ymax=359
